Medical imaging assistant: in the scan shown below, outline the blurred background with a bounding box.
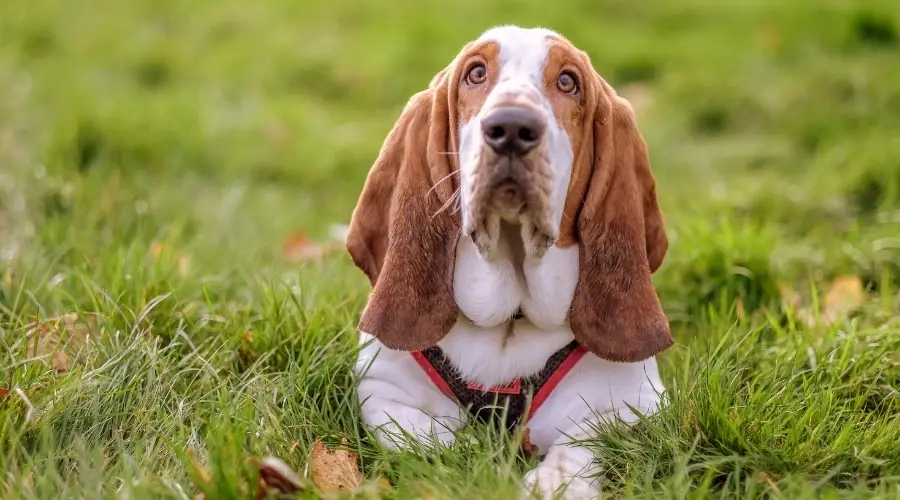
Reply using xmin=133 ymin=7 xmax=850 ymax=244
xmin=2 ymin=1 xmax=898 ymax=299
xmin=0 ymin=0 xmax=898 ymax=335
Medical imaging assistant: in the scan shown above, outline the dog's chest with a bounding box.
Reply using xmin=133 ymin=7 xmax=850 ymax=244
xmin=453 ymin=235 xmax=579 ymax=330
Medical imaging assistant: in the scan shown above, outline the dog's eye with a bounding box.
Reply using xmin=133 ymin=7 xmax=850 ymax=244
xmin=466 ymin=63 xmax=487 ymax=85
xmin=557 ymin=71 xmax=578 ymax=94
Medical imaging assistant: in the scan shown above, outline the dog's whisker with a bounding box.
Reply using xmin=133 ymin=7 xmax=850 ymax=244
xmin=426 ymin=168 xmax=460 ymax=198
xmin=431 ymin=188 xmax=461 ymax=219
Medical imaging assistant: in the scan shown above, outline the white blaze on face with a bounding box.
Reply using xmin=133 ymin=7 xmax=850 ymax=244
xmin=457 ymin=26 xmax=575 ymax=249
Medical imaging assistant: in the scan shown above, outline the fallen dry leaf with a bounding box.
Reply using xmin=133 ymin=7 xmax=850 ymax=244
xmin=253 ymin=456 xmax=305 ymax=498
xmin=309 ymin=438 xmax=363 ymax=492
xmin=822 ymin=275 xmax=865 ymax=324
xmin=25 ymin=313 xmax=95 ymax=373
xmin=520 ymin=428 xmax=539 ymax=457
xmin=282 ymin=232 xmax=343 ymax=263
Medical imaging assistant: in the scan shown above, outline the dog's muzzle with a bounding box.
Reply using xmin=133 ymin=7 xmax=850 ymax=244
xmin=479 ymin=106 xmax=547 ymax=215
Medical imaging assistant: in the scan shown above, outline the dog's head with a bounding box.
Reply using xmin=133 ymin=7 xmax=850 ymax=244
xmin=346 ymin=25 xmax=672 ymax=362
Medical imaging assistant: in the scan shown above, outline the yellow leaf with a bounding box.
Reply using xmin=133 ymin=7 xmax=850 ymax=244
xmin=822 ymin=275 xmax=864 ymax=323
xmin=309 ymin=438 xmax=363 ymax=493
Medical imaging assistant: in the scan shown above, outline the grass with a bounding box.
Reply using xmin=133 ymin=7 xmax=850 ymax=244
xmin=2 ymin=0 xmax=900 ymax=498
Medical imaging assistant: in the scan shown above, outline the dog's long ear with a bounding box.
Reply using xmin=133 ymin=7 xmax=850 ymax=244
xmin=346 ymin=69 xmax=461 ymax=351
xmin=568 ymin=77 xmax=673 ymax=363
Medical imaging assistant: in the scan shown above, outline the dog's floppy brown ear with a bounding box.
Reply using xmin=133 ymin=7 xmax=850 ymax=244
xmin=346 ymin=72 xmax=461 ymax=352
xmin=568 ymin=78 xmax=673 ymax=363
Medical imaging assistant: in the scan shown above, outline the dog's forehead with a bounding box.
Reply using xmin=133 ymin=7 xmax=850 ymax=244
xmin=475 ymin=26 xmax=560 ymax=78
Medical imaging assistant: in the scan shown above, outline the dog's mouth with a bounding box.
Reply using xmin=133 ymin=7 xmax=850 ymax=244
xmin=464 ymin=152 xmax=556 ymax=260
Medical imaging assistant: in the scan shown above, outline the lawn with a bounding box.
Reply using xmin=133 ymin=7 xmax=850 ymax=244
xmin=2 ymin=0 xmax=900 ymax=498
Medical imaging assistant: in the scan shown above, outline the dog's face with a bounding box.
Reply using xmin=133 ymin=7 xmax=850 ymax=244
xmin=346 ymin=26 xmax=673 ymax=363
xmin=455 ymin=27 xmax=583 ymax=260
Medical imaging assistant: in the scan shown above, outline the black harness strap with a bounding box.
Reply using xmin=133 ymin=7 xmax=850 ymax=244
xmin=416 ymin=340 xmax=584 ymax=429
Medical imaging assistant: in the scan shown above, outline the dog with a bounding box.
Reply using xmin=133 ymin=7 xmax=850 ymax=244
xmin=345 ymin=25 xmax=673 ymax=499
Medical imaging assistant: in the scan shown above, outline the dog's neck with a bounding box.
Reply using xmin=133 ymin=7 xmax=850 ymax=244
xmin=442 ymin=225 xmax=580 ymax=387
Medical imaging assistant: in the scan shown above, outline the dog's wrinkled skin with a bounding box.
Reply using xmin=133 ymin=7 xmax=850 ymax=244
xmin=346 ymin=25 xmax=673 ymax=499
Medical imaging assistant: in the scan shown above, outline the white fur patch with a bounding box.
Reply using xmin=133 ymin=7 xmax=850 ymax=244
xmin=458 ymin=26 xmax=574 ymax=242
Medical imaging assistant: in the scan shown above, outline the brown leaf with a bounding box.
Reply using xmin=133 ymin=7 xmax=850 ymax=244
xmin=25 ymin=313 xmax=95 ymax=373
xmin=282 ymin=232 xmax=343 ymax=263
xmin=253 ymin=456 xmax=305 ymax=498
xmin=309 ymin=438 xmax=363 ymax=492
xmin=520 ymin=428 xmax=539 ymax=457
xmin=822 ymin=275 xmax=865 ymax=324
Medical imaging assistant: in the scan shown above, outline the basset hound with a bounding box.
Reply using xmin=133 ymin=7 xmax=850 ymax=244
xmin=346 ymin=25 xmax=673 ymax=499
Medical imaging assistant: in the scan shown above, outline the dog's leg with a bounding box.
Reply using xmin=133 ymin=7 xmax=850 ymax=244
xmin=355 ymin=333 xmax=464 ymax=450
xmin=358 ymin=378 xmax=461 ymax=450
xmin=521 ymin=421 xmax=601 ymax=499
xmin=520 ymin=355 xmax=666 ymax=499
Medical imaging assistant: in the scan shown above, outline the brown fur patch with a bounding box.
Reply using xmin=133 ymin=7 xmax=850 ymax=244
xmin=345 ymin=67 xmax=465 ymax=350
xmin=560 ymin=48 xmax=673 ymax=362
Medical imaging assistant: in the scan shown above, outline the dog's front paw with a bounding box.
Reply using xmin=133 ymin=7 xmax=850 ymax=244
xmin=521 ymin=445 xmax=600 ymax=500
xmin=522 ymin=466 xmax=598 ymax=500
xmin=369 ymin=404 xmax=458 ymax=451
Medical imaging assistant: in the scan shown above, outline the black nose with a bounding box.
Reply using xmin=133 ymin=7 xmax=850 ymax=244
xmin=481 ymin=106 xmax=545 ymax=155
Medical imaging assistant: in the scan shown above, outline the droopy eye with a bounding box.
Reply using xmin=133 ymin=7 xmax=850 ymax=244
xmin=466 ymin=63 xmax=487 ymax=85
xmin=557 ymin=71 xmax=578 ymax=94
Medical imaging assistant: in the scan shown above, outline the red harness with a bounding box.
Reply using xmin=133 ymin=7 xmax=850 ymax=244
xmin=411 ymin=340 xmax=588 ymax=429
